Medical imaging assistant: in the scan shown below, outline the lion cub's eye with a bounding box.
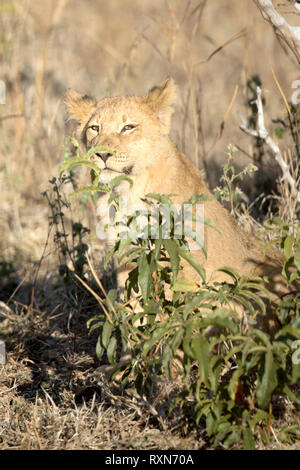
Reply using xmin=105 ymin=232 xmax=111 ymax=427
xmin=88 ymin=124 xmax=100 ymax=134
xmin=121 ymin=124 xmax=136 ymax=133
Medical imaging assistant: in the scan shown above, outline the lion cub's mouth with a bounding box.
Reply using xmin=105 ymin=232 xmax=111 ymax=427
xmin=103 ymin=165 xmax=133 ymax=175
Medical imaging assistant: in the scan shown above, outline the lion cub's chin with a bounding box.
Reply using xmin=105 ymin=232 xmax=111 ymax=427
xmin=99 ymin=169 xmax=121 ymax=184
xmin=99 ymin=169 xmax=135 ymax=197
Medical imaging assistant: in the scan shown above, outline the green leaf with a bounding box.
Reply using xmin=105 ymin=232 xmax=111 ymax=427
xmin=182 ymin=291 xmax=213 ymax=316
xmin=88 ymin=321 xmax=104 ymax=334
xmin=69 ymin=184 xmax=107 ymax=201
xmin=107 ymin=336 xmax=118 ymax=365
xmin=278 ymin=425 xmax=300 ymax=444
xmin=118 ymin=245 xmax=140 ymax=264
xmin=243 ymin=281 xmax=271 ymax=298
xmin=275 ymin=127 xmax=284 ymax=139
xmin=294 ymin=241 xmax=300 ymax=272
xmin=252 ymin=328 xmax=273 ymax=348
xmin=223 ymin=430 xmax=240 ymax=449
xmin=162 ymin=344 xmax=172 ymax=376
xmin=256 ymin=350 xmax=278 ymax=409
xmin=145 ymin=193 xmax=177 ymax=205
xmin=291 ymin=360 xmax=300 ymax=385
xmin=217 ymin=266 xmax=240 ymax=283
xmin=200 ymin=310 xmax=238 ymax=333
xmin=164 ymin=239 xmax=180 ymax=281
xmin=102 ymin=320 xmax=114 ymax=349
xmin=171 ymin=328 xmax=184 ymax=352
xmin=59 ymin=157 xmax=101 ymax=176
xmin=104 ymin=244 xmax=118 ymax=269
xmin=242 ymin=427 xmax=256 ymax=450
xmin=178 ymin=246 xmax=206 ymax=282
xmin=108 ymin=174 xmax=133 ymax=190
xmin=231 ymin=293 xmax=256 ymax=316
xmin=275 ymin=326 xmax=300 ymax=341
xmin=289 ymin=271 xmax=300 ymax=283
xmin=284 ymin=235 xmax=294 ymax=261
xmin=228 ymin=368 xmax=244 ymax=401
xmin=117 ymin=238 xmax=134 ymax=259
xmin=96 ymin=334 xmax=105 ymax=360
xmin=143 ymin=327 xmax=168 ymax=357
xmin=186 ymin=194 xmax=211 ymax=205
xmin=90 ymin=169 xmax=99 ymax=185
xmin=248 ymin=409 xmax=269 ymax=432
xmin=192 ymin=334 xmax=211 ymax=387
xmin=282 ymin=385 xmax=300 ymax=404
xmin=172 ymin=278 xmax=198 ymax=292
xmin=86 ymin=315 xmax=104 ymax=330
xmin=238 ymin=289 xmax=267 ymax=314
xmin=154 ymin=237 xmax=163 ymax=260
xmin=182 ymin=324 xmax=194 ymax=358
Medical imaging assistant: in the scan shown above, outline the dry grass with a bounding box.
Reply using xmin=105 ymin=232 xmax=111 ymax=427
xmin=1 ymin=296 xmax=299 ymax=450
xmin=0 ymin=298 xmax=206 ymax=450
xmin=0 ymin=0 xmax=299 ymax=450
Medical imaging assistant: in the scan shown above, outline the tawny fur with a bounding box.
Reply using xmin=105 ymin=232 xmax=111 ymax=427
xmin=65 ymin=78 xmax=289 ymax=333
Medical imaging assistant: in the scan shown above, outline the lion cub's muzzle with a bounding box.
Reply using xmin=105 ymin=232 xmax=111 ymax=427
xmin=93 ymin=150 xmax=134 ymax=175
xmin=95 ymin=151 xmax=114 ymax=164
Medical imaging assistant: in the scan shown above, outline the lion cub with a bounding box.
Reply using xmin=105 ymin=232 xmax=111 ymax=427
xmin=66 ymin=78 xmax=286 ymax=331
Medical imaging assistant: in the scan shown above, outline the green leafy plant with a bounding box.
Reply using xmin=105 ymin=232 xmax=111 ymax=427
xmin=45 ymin=138 xmax=132 ymax=283
xmin=59 ymin=142 xmax=300 ymax=449
xmin=214 ymin=145 xmax=258 ymax=216
xmin=44 ymin=175 xmax=91 ymax=282
xmin=59 ymin=137 xmax=132 ymax=203
xmin=260 ymin=218 xmax=300 ymax=326
xmin=85 ymin=194 xmax=300 ymax=449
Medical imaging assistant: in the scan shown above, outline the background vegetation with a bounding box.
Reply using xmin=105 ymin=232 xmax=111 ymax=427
xmin=0 ymin=0 xmax=299 ymax=450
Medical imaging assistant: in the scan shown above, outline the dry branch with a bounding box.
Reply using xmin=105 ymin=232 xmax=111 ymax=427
xmin=255 ymin=0 xmax=300 ymax=61
xmin=240 ymin=86 xmax=300 ymax=202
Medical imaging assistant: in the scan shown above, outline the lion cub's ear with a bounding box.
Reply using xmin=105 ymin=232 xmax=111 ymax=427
xmin=144 ymin=78 xmax=177 ymax=133
xmin=65 ymin=89 xmax=97 ymax=124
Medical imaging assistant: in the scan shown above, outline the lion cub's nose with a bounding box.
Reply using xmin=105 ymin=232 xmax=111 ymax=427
xmin=96 ymin=152 xmax=113 ymax=163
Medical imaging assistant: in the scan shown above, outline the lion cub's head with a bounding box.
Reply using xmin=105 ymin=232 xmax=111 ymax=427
xmin=65 ymin=78 xmax=176 ymax=183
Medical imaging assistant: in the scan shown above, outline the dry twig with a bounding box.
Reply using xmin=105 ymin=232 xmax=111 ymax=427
xmin=254 ymin=0 xmax=300 ymax=62
xmin=240 ymin=86 xmax=300 ymax=202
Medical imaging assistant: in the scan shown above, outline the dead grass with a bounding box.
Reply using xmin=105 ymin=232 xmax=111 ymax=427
xmin=1 ymin=294 xmax=299 ymax=451
xmin=0 ymin=296 xmax=207 ymax=450
xmin=1 ymin=292 xmax=299 ymax=450
xmin=0 ymin=0 xmax=299 ymax=450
